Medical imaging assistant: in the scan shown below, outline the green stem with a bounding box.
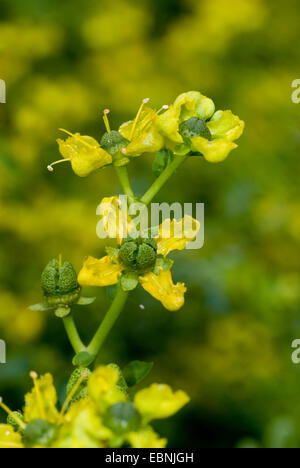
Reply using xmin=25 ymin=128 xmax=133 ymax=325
xmin=141 ymin=155 xmax=188 ymax=206
xmin=62 ymin=314 xmax=86 ymax=354
xmin=114 ymin=166 xmax=135 ymax=205
xmin=87 ymin=285 xmax=129 ymax=357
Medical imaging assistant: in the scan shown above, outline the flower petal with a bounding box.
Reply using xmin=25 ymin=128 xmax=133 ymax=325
xmin=173 ymin=91 xmax=215 ymax=121
xmin=57 ymin=133 xmax=112 ymax=177
xmin=157 ymin=91 xmax=215 ymax=144
xmin=155 ymin=215 xmax=200 ymax=256
xmin=24 ymin=373 xmax=60 ymax=424
xmin=127 ymin=427 xmax=167 ymax=449
xmin=191 ymin=136 xmax=238 ymax=163
xmin=119 ymin=108 xmax=164 ymax=156
xmin=134 ymin=383 xmax=190 ymax=422
xmin=139 ymin=269 xmax=186 ymax=311
xmin=97 ymin=196 xmax=134 ymax=244
xmin=207 ymin=110 xmax=245 ymax=141
xmin=78 ymin=256 xmax=124 ymax=287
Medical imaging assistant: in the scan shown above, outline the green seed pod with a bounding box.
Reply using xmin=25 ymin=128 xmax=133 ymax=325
xmin=119 ymin=238 xmax=157 ymax=274
xmin=7 ymin=412 xmax=25 ymax=434
xmin=66 ymin=367 xmax=91 ymax=404
xmin=58 ymin=262 xmax=78 ymax=295
xmin=179 ymin=117 xmax=212 ymax=140
xmin=41 ymin=259 xmax=81 ymax=306
xmin=101 ymin=130 xmax=128 ymax=157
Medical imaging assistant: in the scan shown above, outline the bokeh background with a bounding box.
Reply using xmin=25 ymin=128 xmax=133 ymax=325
xmin=0 ymin=0 xmax=300 ymax=448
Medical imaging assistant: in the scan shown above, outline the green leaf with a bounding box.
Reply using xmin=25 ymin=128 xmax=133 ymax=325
xmin=72 ymin=351 xmax=95 ymax=367
xmin=24 ymin=419 xmax=57 ymax=447
xmin=76 ymin=296 xmax=96 ymax=305
xmin=107 ymin=285 xmax=117 ymax=301
xmin=55 ymin=306 xmax=71 ymax=318
xmin=152 ymin=149 xmax=173 ymax=178
xmin=123 ymin=361 xmax=153 ymax=387
xmin=103 ymin=402 xmax=141 ymax=435
xmin=29 ymin=303 xmax=53 ymax=312
xmin=121 ymin=272 xmax=139 ymax=291
xmin=153 ymin=257 xmax=174 ymax=275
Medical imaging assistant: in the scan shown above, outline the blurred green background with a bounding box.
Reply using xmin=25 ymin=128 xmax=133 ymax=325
xmin=0 ymin=0 xmax=300 ymax=448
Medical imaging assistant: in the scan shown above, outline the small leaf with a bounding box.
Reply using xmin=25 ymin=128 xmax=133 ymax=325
xmin=107 ymin=285 xmax=117 ymax=301
xmin=154 ymin=257 xmax=174 ymax=275
xmin=152 ymin=149 xmax=173 ymax=178
xmin=76 ymin=297 xmax=96 ymax=305
xmin=123 ymin=361 xmax=153 ymax=387
xmin=121 ymin=272 xmax=139 ymax=291
xmin=55 ymin=307 xmax=71 ymax=318
xmin=72 ymin=351 xmax=95 ymax=367
xmin=29 ymin=303 xmax=53 ymax=312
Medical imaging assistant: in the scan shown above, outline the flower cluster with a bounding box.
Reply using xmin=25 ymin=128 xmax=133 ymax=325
xmin=0 ymin=364 xmax=189 ymax=448
xmin=48 ymin=91 xmax=244 ymax=176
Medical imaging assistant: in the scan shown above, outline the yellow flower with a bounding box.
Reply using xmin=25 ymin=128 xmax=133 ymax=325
xmin=0 ymin=425 xmax=24 ymax=449
xmin=55 ymin=399 xmax=112 ymax=448
xmin=191 ymin=109 xmax=245 ymax=162
xmin=49 ymin=130 xmax=112 ymax=177
xmin=134 ymin=384 xmax=190 ymax=423
xmin=119 ymin=99 xmax=164 ymax=157
xmin=78 ymin=215 xmax=200 ymax=311
xmin=127 ymin=427 xmax=167 ymax=449
xmin=157 ymin=91 xmax=244 ymax=163
xmin=24 ymin=373 xmax=60 ymax=424
xmin=88 ymin=366 xmax=127 ymax=412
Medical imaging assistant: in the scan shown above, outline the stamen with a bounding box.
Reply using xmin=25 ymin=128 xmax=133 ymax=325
xmin=157 ymin=105 xmax=169 ymax=115
xmin=59 ymin=129 xmax=95 ymax=149
xmin=0 ymin=397 xmax=26 ymax=430
xmin=47 ymin=159 xmax=71 ymax=172
xmin=30 ymin=371 xmax=46 ymax=420
xmin=121 ymin=148 xmax=127 ymax=155
xmin=130 ymin=98 xmax=150 ymax=141
xmin=59 ymin=373 xmax=89 ymax=422
xmin=58 ymin=253 xmax=62 ymax=268
xmin=103 ymin=109 xmax=111 ymax=134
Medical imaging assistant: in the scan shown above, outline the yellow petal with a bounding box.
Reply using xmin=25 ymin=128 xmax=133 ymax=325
xmin=127 ymin=427 xmax=167 ymax=449
xmin=24 ymin=373 xmax=59 ymax=424
xmin=119 ymin=108 xmax=164 ymax=156
xmin=0 ymin=425 xmax=24 ymax=449
xmin=98 ymin=196 xmax=134 ymax=244
xmin=88 ymin=366 xmax=127 ymax=412
xmin=57 ymin=133 xmax=112 ymax=177
xmin=173 ymin=91 xmax=215 ymax=121
xmin=191 ymin=136 xmax=237 ymax=163
xmin=78 ymin=256 xmax=123 ymax=287
xmin=156 ymin=215 xmax=200 ymax=256
xmin=134 ymin=383 xmax=190 ymax=422
xmin=207 ymin=110 xmax=245 ymax=141
xmin=139 ymin=269 xmax=186 ymax=311
xmin=156 ymin=105 xmax=183 ymax=144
